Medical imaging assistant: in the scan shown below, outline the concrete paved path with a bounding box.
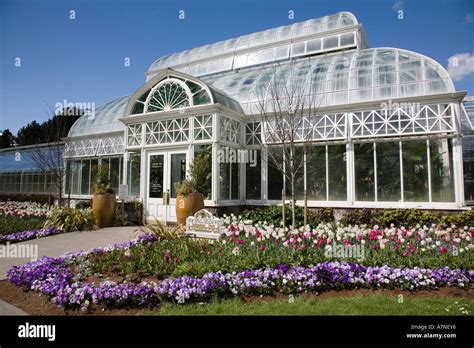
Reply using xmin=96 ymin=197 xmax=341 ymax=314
xmin=0 ymin=226 xmax=143 ymax=315
xmin=0 ymin=226 xmax=141 ymax=280
xmin=0 ymin=299 xmax=27 ymax=315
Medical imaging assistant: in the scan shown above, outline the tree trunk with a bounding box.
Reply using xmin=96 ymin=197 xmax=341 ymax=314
xmin=291 ymin=174 xmax=296 ymax=227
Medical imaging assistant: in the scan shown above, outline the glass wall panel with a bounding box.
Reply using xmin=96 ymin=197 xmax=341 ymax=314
xmin=430 ymin=139 xmax=454 ymax=202
xmin=128 ymin=153 xmax=141 ymax=197
xmin=170 ymin=153 xmax=187 ymax=198
xmin=90 ymin=159 xmax=98 ymax=194
xmin=71 ymin=161 xmax=81 ymax=195
xmin=462 ymin=133 xmax=474 ymax=204
xmin=231 ymin=161 xmax=239 ymax=200
xmin=219 ymin=161 xmax=230 ymax=200
xmin=307 ymin=146 xmax=326 ymax=200
xmin=14 ymin=174 xmax=21 ymax=192
xmin=355 ymin=143 xmax=375 ymax=201
xmin=80 ymin=160 xmax=90 ymax=195
xmin=109 ymin=158 xmax=121 ymax=192
xmin=376 ymin=142 xmax=401 ymax=201
xmin=193 ymin=145 xmax=212 ymax=199
xmin=285 ymin=148 xmax=305 ymax=200
xmin=149 ymin=154 xmax=164 ymax=199
xmin=267 ymin=152 xmax=283 ymax=200
xmin=327 ymin=145 xmax=347 ymax=200
xmin=246 ymin=149 xmax=261 ymax=200
xmin=402 ymin=140 xmax=429 ymax=202
xmin=219 ymin=146 xmax=238 ymax=200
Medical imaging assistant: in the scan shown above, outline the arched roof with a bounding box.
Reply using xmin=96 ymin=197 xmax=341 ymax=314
xmin=147 ymin=12 xmax=358 ymax=75
xmin=124 ymin=69 xmax=243 ymax=116
xmin=68 ymin=48 xmax=455 ymax=139
xmin=201 ymin=47 xmax=456 ymax=115
xmin=68 ymin=96 xmax=130 ymax=137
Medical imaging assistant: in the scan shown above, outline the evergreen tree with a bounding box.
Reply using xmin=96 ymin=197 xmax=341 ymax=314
xmin=0 ymin=129 xmax=15 ymax=148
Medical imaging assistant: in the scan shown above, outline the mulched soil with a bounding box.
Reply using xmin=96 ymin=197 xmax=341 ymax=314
xmin=0 ymin=280 xmax=160 ymax=316
xmin=0 ymin=278 xmax=472 ymax=316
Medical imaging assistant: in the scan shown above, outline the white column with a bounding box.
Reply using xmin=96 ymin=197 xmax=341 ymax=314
xmin=346 ymin=142 xmax=355 ymax=204
xmin=240 ymin=121 xmax=245 ymax=202
xmin=122 ymin=152 xmax=129 ymax=185
xmin=140 ymin=148 xmax=146 ymax=203
xmin=212 ymin=143 xmax=219 ymax=204
xmin=212 ymin=113 xmax=220 ymax=204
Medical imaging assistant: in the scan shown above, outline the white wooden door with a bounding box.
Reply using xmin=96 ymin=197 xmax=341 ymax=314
xmin=146 ymin=151 xmax=166 ymax=222
xmin=146 ymin=150 xmax=188 ymax=223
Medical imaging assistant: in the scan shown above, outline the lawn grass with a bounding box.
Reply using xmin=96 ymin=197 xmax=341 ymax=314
xmin=153 ymin=294 xmax=473 ymax=316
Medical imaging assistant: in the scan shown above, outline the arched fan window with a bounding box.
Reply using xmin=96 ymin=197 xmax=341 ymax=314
xmin=131 ymin=76 xmax=212 ymax=115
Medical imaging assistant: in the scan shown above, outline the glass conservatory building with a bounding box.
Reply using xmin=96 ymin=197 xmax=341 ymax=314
xmin=61 ymin=12 xmax=473 ymax=222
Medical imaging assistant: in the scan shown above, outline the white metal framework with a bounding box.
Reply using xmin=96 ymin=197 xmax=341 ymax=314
xmin=262 ymin=103 xmax=456 ymax=144
xmin=58 ymin=11 xmax=471 ymax=213
xmin=64 ymin=135 xmax=124 ymax=158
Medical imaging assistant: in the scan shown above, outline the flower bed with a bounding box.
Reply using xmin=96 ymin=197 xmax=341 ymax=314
xmin=7 ymin=234 xmax=158 ymax=310
xmin=5 ymin=228 xmax=473 ymax=311
xmin=0 ymin=201 xmax=52 ymax=235
xmin=6 ymin=247 xmax=472 ymax=309
xmin=156 ymin=263 xmax=472 ymax=303
xmin=0 ymin=226 xmax=64 ymax=244
xmin=84 ymin=221 xmax=474 ymax=281
xmin=0 ymin=201 xmax=51 ymax=219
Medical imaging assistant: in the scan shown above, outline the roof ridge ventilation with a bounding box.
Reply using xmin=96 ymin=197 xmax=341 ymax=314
xmin=146 ymin=12 xmax=364 ymax=79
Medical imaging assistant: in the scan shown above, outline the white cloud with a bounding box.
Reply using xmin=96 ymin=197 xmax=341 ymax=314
xmin=447 ymin=52 xmax=474 ymax=81
xmin=392 ymin=1 xmax=404 ymax=11
xmin=465 ymin=13 xmax=474 ymax=23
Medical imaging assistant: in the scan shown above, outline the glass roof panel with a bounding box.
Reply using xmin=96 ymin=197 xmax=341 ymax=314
xmin=200 ymin=47 xmax=455 ymax=112
xmin=68 ymin=96 xmax=130 ymax=137
xmin=147 ymin=12 xmax=359 ymax=74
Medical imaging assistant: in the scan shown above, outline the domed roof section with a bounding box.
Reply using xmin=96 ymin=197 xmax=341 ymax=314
xmin=68 ymin=96 xmax=130 ymax=138
xmin=125 ymin=69 xmax=244 ymax=117
xmin=202 ymin=47 xmax=455 ymax=115
xmin=147 ymin=12 xmax=358 ymax=75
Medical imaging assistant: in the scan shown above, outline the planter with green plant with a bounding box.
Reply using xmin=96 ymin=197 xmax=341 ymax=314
xmin=175 ymin=179 xmax=204 ymax=225
xmin=91 ymin=164 xmax=117 ymax=228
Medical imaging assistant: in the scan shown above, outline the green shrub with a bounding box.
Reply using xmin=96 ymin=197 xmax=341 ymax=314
xmin=140 ymin=218 xmax=184 ymax=241
xmin=339 ymin=209 xmax=374 ymax=226
xmin=43 ymin=207 xmax=95 ymax=232
xmin=113 ymin=204 xmax=128 ymax=226
xmin=75 ymin=201 xmax=91 ymax=209
xmin=439 ymin=209 xmax=474 ymax=227
xmin=374 ymin=209 xmax=440 ymax=228
xmin=0 ymin=215 xmax=46 ymax=235
xmin=239 ymin=205 xmax=320 ymax=227
xmin=310 ymin=208 xmax=334 ymax=223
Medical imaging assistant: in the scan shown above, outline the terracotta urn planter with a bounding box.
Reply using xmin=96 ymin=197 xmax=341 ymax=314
xmin=92 ymin=193 xmax=117 ymax=228
xmin=176 ymin=192 xmax=204 ymax=225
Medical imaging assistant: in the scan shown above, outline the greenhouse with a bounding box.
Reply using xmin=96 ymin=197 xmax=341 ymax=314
xmin=2 ymin=12 xmax=472 ymax=221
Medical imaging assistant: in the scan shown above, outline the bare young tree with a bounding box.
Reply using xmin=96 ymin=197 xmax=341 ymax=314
xmin=256 ymin=62 xmax=323 ymax=227
xmin=28 ymin=105 xmax=82 ymax=206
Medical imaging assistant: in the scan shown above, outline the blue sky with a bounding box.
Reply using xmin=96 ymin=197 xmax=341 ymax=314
xmin=1 ymin=0 xmax=473 ymax=133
